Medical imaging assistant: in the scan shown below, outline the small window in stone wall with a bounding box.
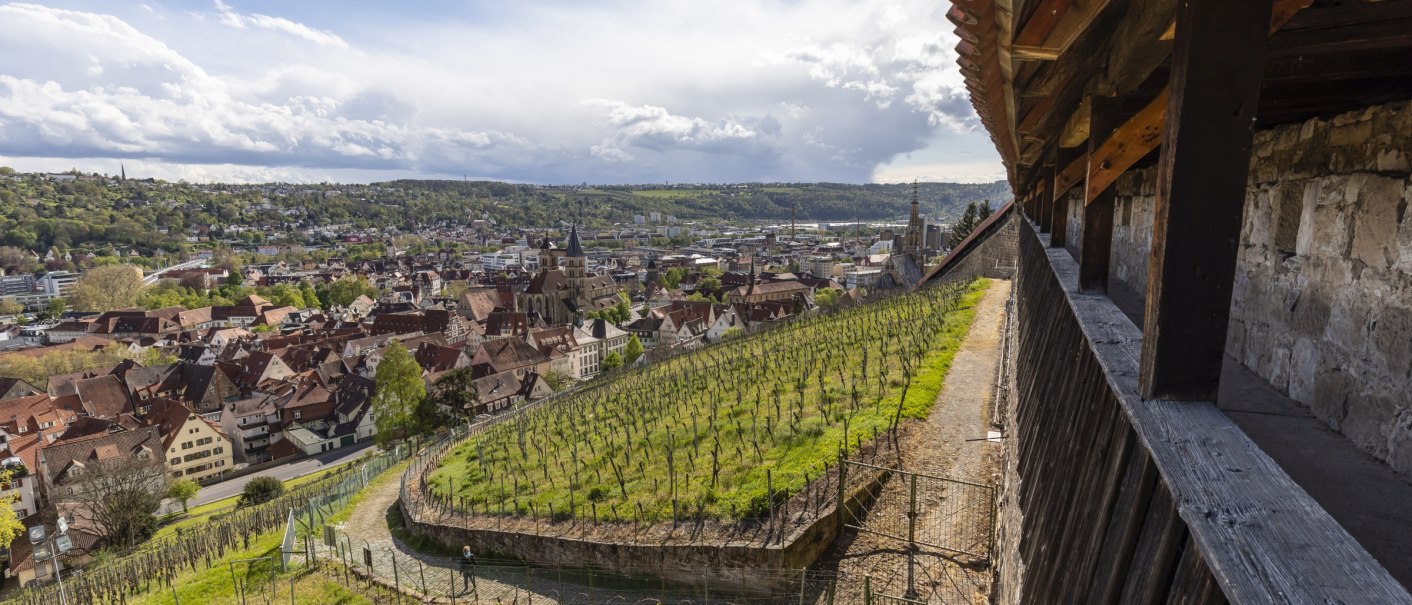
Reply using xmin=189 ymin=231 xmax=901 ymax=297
xmin=1117 ymin=197 xmax=1131 ymax=227
xmin=1272 ymin=185 xmax=1303 ymax=258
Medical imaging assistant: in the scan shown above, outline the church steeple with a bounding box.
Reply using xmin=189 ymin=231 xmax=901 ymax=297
xmin=567 ymin=222 xmax=584 ymax=258
xmin=746 ymin=258 xmax=756 ymax=296
xmin=904 ymin=180 xmax=924 ymax=257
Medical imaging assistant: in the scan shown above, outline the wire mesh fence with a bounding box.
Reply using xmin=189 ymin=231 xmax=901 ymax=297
xmin=840 ymin=461 xmax=996 ymax=561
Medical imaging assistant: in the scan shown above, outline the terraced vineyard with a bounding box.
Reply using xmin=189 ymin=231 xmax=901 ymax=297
xmin=428 ymin=279 xmax=986 ymax=522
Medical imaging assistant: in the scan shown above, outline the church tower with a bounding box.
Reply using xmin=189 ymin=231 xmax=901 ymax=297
xmin=563 ymin=222 xmax=587 ymax=283
xmin=538 ymin=230 xmax=554 ymax=272
xmin=904 ymin=180 xmax=925 ymax=257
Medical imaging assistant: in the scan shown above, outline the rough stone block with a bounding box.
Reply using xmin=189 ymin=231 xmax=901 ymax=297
xmin=1287 ymin=338 xmax=1319 ymax=406
xmin=1342 ymin=390 xmax=1398 ymax=460
xmin=1387 ymin=408 xmax=1412 ymax=477
xmin=1351 ymin=175 xmax=1405 ymax=269
xmin=1312 ymin=365 xmax=1352 ymax=429
xmin=1369 ymin=303 xmax=1412 ymax=381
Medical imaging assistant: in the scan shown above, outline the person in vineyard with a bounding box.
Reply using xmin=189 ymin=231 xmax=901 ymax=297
xmin=460 ymin=545 xmax=477 ymax=592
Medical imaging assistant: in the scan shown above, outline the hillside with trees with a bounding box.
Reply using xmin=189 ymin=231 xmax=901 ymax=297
xmin=0 ymin=171 xmax=1008 ymax=268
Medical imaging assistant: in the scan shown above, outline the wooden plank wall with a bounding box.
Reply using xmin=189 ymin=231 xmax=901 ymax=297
xmin=1014 ymin=221 xmax=1222 ymax=603
xmin=1010 ymin=219 xmax=1409 ymax=603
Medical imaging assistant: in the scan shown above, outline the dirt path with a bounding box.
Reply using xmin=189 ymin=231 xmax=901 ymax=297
xmin=820 ymin=279 xmax=1011 ymax=604
xmin=336 ymin=469 xmax=735 ymax=603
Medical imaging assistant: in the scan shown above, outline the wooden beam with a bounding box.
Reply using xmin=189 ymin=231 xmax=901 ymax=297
xmin=1015 ymin=0 xmax=1115 ymax=62
xmin=1077 ymin=0 xmax=1313 ymax=206
xmin=1078 ymin=96 xmax=1125 ymax=293
xmin=1159 ymin=0 xmax=1314 ymax=41
xmin=1138 ymin=0 xmax=1273 ymax=401
xmin=1083 ymin=89 xmax=1166 ymax=205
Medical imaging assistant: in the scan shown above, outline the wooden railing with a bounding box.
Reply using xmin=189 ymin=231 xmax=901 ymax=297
xmin=1007 ymin=219 xmax=1409 ymax=603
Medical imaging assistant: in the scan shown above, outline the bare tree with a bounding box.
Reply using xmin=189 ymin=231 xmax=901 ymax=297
xmin=56 ymin=455 xmax=169 ymax=548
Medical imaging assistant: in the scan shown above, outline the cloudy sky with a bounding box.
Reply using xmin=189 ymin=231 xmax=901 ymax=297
xmin=0 ymin=1 xmax=1003 ymax=185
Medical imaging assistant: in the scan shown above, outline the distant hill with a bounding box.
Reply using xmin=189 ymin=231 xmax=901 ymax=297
xmin=389 ymin=179 xmax=1012 ymax=225
xmin=0 ymin=173 xmax=1010 ymax=256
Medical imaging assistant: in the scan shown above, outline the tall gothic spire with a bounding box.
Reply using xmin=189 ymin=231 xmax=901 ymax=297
xmin=567 ymin=222 xmax=584 ymax=257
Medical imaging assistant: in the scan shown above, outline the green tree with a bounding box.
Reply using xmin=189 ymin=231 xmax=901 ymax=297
xmin=225 ymin=269 xmax=244 ymax=288
xmin=0 ymin=299 xmax=22 ymax=317
xmin=542 ymin=369 xmax=571 ymax=391
xmin=70 ymin=265 xmax=144 ymax=312
xmin=600 ymin=351 xmax=624 ymax=373
xmin=372 ymin=341 xmax=425 ymax=446
xmin=265 ymin=283 xmax=305 ymax=309
xmin=815 ymin=288 xmax=842 ymax=310
xmin=299 ymin=282 xmax=322 ymax=310
xmin=623 ymin=335 xmax=644 ymax=364
xmin=45 ymin=296 xmax=66 ymax=319
xmin=950 ymin=201 xmax=987 ymax=245
xmin=612 ymin=299 xmax=632 ymax=324
xmin=696 ymin=274 xmax=722 ymax=296
xmin=426 ymin=367 xmax=478 ymax=418
xmin=240 ymin=476 xmax=285 ymax=506
xmin=319 ymin=275 xmax=378 ymax=307
xmin=167 ymin=479 xmax=200 ymax=513
xmin=0 ymin=470 xmax=27 ymax=547
xmin=659 ymin=267 xmax=688 ymax=289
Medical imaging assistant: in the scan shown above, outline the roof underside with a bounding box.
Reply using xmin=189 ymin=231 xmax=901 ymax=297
xmin=954 ymin=0 xmax=1412 ymax=194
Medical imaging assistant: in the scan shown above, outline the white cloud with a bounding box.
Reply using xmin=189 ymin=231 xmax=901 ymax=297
xmin=212 ymin=0 xmax=348 ymax=49
xmin=0 ymin=0 xmax=1001 ymax=184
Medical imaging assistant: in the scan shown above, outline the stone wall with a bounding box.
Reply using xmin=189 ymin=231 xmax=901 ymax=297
xmin=1108 ymin=166 xmax=1158 ymax=298
xmin=399 ymin=464 xmax=891 ymax=594
xmin=938 ymin=208 xmax=1020 ymax=282
xmin=1063 ymin=189 xmax=1084 ymax=260
xmin=1229 ymin=100 xmax=1412 ymax=475
xmin=1101 ymin=100 xmax=1412 ymax=476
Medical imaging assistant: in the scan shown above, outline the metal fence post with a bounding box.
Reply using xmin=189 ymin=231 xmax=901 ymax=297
xmin=418 ymin=560 xmax=427 ymax=596
xmin=907 ymin=473 xmax=918 ymax=599
xmin=864 ymin=574 xmax=873 ymax=605
xmin=389 ymin=550 xmax=403 ymax=605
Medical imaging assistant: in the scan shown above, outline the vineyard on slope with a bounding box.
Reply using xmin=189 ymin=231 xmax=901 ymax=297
xmin=428 ymin=278 xmax=986 ymax=523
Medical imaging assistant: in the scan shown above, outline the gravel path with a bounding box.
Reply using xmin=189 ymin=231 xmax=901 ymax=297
xmin=819 ymin=279 xmax=1011 ymax=604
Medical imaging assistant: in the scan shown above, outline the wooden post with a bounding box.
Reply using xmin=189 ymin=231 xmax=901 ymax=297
xmin=1079 ymin=96 xmax=1124 ymax=293
xmin=1050 ymin=152 xmax=1075 ymax=248
xmin=1139 ymin=0 xmax=1273 ymax=400
xmin=1038 ymin=178 xmax=1054 ymax=233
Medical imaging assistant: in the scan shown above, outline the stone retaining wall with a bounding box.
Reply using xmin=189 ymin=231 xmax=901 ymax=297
xmin=399 ymin=464 xmax=890 ymax=593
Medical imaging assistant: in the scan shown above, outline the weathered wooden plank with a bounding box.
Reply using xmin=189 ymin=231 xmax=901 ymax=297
xmin=1013 ymin=0 xmax=1070 ymax=49
xmin=1015 ymin=0 xmax=1115 ymax=61
xmin=1086 ymin=436 xmax=1159 ymax=604
xmin=1022 ymin=222 xmax=1412 ymax=603
xmin=1120 ymin=482 xmax=1187 ymax=603
xmin=1138 ymin=0 xmax=1272 ymax=400
xmin=1165 ymin=535 xmax=1227 ymax=605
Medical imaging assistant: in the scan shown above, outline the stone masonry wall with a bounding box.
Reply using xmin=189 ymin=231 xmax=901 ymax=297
xmin=1108 ymin=166 xmax=1158 ymax=299
xmin=1061 ymin=189 xmax=1082 ymax=260
xmin=943 ymin=208 xmax=1020 ymax=281
xmin=1104 ymin=100 xmax=1412 ymax=476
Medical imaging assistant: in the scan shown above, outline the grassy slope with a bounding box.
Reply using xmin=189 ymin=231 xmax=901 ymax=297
xmin=151 ymin=465 xmax=348 ymax=542
xmin=429 ymin=280 xmax=987 ymax=521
